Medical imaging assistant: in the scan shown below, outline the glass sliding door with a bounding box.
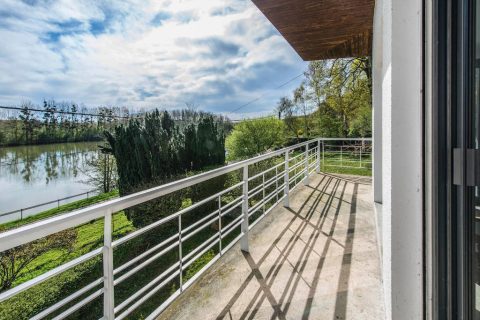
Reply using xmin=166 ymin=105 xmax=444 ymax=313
xmin=473 ymin=2 xmax=480 ymax=317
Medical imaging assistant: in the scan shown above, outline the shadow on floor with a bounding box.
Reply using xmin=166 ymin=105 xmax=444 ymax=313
xmin=214 ymin=175 xmax=360 ymax=320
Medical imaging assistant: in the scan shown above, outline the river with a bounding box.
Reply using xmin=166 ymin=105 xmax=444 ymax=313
xmin=0 ymin=141 xmax=103 ymax=222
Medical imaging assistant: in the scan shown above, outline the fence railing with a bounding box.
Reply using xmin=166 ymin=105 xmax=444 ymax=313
xmin=0 ymin=137 xmax=371 ymax=320
xmin=0 ymin=188 xmax=104 ymax=222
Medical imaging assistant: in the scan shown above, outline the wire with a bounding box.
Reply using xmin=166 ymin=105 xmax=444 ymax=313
xmin=0 ymin=105 xmax=134 ymax=119
xmin=229 ymin=72 xmax=304 ymax=113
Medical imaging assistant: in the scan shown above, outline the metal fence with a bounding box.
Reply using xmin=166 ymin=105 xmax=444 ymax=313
xmin=0 ymin=188 xmax=103 ymax=222
xmin=0 ymin=138 xmax=371 ymax=320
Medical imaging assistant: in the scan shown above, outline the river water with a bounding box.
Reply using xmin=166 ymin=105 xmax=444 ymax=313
xmin=0 ymin=141 xmax=102 ymax=222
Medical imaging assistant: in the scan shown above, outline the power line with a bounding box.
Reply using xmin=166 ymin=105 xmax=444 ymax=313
xmin=0 ymin=105 xmax=134 ymax=120
xmin=229 ymin=72 xmax=304 ymax=113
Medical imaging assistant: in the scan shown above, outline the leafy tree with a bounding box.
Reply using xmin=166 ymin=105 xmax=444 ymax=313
xmin=104 ymin=109 xmax=226 ymax=228
xmin=225 ymin=117 xmax=285 ymax=161
xmin=18 ymin=102 xmax=35 ymax=144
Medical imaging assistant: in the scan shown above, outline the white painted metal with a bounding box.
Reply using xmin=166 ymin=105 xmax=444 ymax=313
xmin=240 ymin=164 xmax=249 ymax=252
xmin=103 ymin=211 xmax=115 ymax=320
xmin=0 ymin=137 xmax=371 ymax=320
xmin=304 ymin=143 xmax=310 ymax=185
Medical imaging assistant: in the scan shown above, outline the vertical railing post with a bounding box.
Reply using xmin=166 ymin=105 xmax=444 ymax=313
xmin=304 ymin=143 xmax=309 ymax=185
xmin=178 ymin=215 xmax=183 ymax=291
xmin=316 ymin=139 xmax=321 ymax=174
xmin=340 ymin=145 xmax=343 ymax=167
xmin=240 ymin=165 xmax=249 ymax=252
xmin=284 ymin=151 xmax=290 ymax=207
xmin=20 ymin=209 xmax=23 ymax=220
xmin=103 ymin=210 xmax=115 ymax=320
xmin=262 ymin=173 xmax=265 ymax=215
xmin=218 ymin=196 xmax=222 ymax=255
xmin=275 ymin=166 xmax=279 ymax=202
xmin=359 ymin=142 xmax=363 ymax=168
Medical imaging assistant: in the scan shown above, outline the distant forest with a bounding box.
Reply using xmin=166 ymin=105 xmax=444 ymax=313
xmin=0 ymin=101 xmax=232 ymax=147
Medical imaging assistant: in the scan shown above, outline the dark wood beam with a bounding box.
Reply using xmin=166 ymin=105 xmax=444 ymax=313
xmin=251 ymin=0 xmax=374 ymax=60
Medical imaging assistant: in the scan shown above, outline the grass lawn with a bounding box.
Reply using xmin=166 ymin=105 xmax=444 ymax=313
xmin=0 ymin=150 xmax=370 ymax=319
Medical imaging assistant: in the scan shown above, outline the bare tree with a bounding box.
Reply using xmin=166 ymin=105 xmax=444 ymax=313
xmin=0 ymin=229 xmax=77 ymax=291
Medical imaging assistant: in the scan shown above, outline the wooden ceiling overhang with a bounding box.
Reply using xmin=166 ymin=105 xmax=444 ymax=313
xmin=251 ymin=0 xmax=374 ymax=61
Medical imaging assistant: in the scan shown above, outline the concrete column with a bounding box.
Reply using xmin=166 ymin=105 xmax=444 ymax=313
xmin=378 ymin=0 xmax=424 ymax=318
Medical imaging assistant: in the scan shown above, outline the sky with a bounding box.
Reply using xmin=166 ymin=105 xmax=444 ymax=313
xmin=0 ymin=0 xmax=307 ymax=119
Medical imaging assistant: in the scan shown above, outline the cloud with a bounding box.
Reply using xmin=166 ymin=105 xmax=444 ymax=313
xmin=0 ymin=0 xmax=307 ymax=119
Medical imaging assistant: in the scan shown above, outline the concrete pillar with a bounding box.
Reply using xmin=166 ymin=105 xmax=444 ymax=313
xmin=377 ymin=0 xmax=424 ymax=318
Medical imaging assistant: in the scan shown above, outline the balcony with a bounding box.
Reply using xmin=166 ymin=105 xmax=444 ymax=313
xmin=157 ymin=173 xmax=382 ymax=320
xmin=0 ymin=138 xmax=379 ymax=320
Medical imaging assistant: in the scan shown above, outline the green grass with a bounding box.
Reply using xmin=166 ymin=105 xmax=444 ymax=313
xmin=0 ymin=150 xmax=371 ymax=319
xmin=0 ymin=190 xmax=119 ymax=232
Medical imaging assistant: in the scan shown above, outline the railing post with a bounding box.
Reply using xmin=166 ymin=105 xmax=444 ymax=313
xmin=178 ymin=215 xmax=183 ymax=291
xmin=316 ymin=139 xmax=321 ymax=174
xmin=284 ymin=151 xmax=290 ymax=207
xmin=103 ymin=210 xmax=115 ymax=320
xmin=218 ymin=196 xmax=222 ymax=255
xmin=359 ymin=142 xmax=363 ymax=168
xmin=304 ymin=143 xmax=309 ymax=185
xmin=240 ymin=165 xmax=249 ymax=252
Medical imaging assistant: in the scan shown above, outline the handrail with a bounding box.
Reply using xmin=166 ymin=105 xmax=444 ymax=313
xmin=0 ymin=138 xmax=323 ymax=252
xmin=0 ymin=137 xmax=371 ymax=320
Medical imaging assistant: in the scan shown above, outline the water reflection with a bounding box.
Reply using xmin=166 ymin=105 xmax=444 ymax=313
xmin=0 ymin=142 xmax=100 ymax=214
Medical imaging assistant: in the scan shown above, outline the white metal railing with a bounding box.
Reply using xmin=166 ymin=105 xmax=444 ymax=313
xmin=0 ymin=137 xmax=371 ymax=320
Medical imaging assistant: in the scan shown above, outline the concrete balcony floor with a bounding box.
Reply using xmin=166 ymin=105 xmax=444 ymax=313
xmin=158 ymin=173 xmax=384 ymax=320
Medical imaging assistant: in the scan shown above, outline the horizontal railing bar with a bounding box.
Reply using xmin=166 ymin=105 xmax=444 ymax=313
xmin=291 ymin=168 xmax=307 ymax=183
xmin=31 ymin=278 xmax=104 ymax=320
xmin=113 ymin=182 xmax=243 ymax=248
xmin=182 ymin=235 xmax=220 ymax=270
xmin=115 ymin=267 xmax=181 ymax=320
xmin=289 ymin=159 xmax=307 ymax=172
xmin=248 ymin=187 xmax=283 ymax=217
xmin=220 ymin=195 xmax=243 ymax=211
xmin=114 ymin=233 xmax=178 ymax=275
xmin=220 ymin=216 xmax=244 ymax=238
xmin=114 ymin=261 xmax=180 ymax=315
xmin=114 ymin=239 xmax=180 ymax=286
xmin=1 ymin=138 xmax=326 ymax=252
xmin=220 ymin=200 xmax=243 ymax=217
xmin=248 ymin=161 xmax=286 ymax=181
xmin=182 ymin=210 xmax=219 ymax=235
xmin=181 ymin=216 xmax=218 ymax=243
xmin=248 ymin=195 xmax=286 ymax=231
xmin=51 ymin=288 xmax=104 ymax=320
xmin=0 ymin=247 xmax=102 ymax=303
xmin=220 ymin=214 xmax=243 ymax=235
xmin=182 ymin=233 xmax=219 ymax=264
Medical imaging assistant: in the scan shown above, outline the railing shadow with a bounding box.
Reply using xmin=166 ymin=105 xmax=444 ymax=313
xmin=215 ymin=174 xmax=360 ymax=320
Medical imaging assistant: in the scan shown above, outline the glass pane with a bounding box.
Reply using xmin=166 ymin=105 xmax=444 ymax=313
xmin=473 ymin=1 xmax=480 ymax=317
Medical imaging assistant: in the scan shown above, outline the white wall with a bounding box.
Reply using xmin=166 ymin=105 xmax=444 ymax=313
xmin=373 ymin=0 xmax=384 ymax=258
xmin=373 ymin=0 xmax=424 ymax=318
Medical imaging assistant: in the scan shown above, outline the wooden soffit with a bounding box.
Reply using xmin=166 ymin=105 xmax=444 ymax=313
xmin=251 ymin=0 xmax=374 ymax=61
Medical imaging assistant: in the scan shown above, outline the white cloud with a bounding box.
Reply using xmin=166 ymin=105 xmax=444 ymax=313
xmin=0 ymin=0 xmax=307 ymax=119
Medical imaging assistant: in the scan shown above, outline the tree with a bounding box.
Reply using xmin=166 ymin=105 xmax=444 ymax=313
xmin=83 ymin=147 xmax=118 ymax=193
xmin=104 ymin=109 xmax=227 ymax=228
xmin=0 ymin=229 xmax=77 ymax=291
xmin=293 ymin=57 xmax=372 ymax=138
xmin=225 ymin=117 xmax=285 ymax=161
xmin=18 ymin=102 xmax=35 ymax=144
xmin=293 ymin=83 xmax=314 ymax=138
xmin=276 ymin=97 xmax=301 ymax=140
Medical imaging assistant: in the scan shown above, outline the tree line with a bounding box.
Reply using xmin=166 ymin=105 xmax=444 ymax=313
xmin=277 ymin=57 xmax=372 ymax=140
xmin=0 ymin=100 xmax=136 ymax=146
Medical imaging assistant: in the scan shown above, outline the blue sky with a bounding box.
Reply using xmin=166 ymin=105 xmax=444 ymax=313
xmin=0 ymin=0 xmax=307 ymax=119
